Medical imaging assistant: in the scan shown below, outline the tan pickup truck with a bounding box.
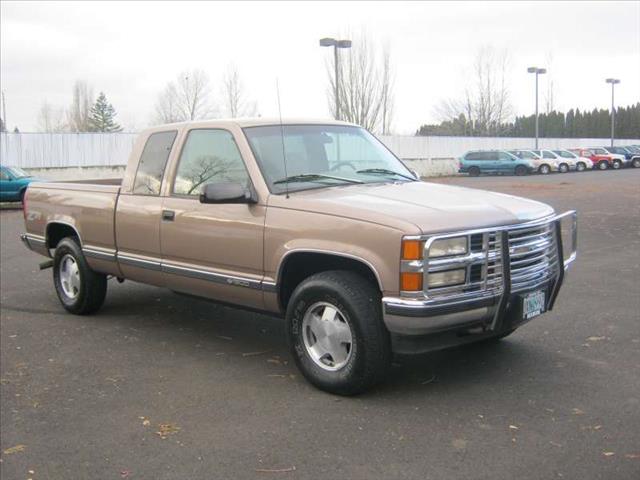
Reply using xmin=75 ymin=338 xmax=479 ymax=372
xmin=21 ymin=119 xmax=577 ymax=395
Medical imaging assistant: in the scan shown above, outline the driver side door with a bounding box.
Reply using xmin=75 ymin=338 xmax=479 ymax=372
xmin=160 ymin=128 xmax=266 ymax=309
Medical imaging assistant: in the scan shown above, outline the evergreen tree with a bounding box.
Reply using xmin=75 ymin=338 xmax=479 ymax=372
xmin=88 ymin=92 xmax=122 ymax=132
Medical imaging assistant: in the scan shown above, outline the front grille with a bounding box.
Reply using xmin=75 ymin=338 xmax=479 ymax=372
xmin=508 ymin=223 xmax=559 ymax=292
xmin=418 ymin=218 xmax=560 ymax=301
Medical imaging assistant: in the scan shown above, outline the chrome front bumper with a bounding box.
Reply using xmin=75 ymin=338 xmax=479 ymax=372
xmin=382 ymin=211 xmax=577 ymax=336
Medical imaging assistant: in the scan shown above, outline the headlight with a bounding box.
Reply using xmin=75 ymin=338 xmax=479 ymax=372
xmin=429 ymin=237 xmax=467 ymax=258
xmin=427 ymin=269 xmax=466 ymax=288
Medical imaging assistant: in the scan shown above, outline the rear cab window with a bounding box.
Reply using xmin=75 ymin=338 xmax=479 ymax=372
xmin=133 ymin=131 xmax=178 ymax=195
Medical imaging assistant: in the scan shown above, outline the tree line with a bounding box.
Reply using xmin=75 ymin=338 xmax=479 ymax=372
xmin=416 ymin=103 xmax=640 ymax=138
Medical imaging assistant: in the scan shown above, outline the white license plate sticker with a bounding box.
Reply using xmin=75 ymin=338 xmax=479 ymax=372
xmin=523 ymin=290 xmax=546 ymax=320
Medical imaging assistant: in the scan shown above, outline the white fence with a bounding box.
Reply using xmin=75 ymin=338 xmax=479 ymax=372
xmin=1 ymin=132 xmax=638 ymax=169
xmin=0 ymin=132 xmax=137 ymax=168
xmin=379 ymin=135 xmax=640 ymax=160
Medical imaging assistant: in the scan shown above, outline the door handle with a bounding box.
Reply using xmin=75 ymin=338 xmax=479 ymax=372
xmin=162 ymin=209 xmax=175 ymax=221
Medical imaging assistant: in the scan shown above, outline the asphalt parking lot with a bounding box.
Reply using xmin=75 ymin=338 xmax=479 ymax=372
xmin=1 ymin=170 xmax=639 ymax=479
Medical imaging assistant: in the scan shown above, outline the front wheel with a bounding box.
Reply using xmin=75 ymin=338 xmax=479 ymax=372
xmin=558 ymin=163 xmax=569 ymax=173
xmin=576 ymin=162 xmax=586 ymax=172
xmin=612 ymin=160 xmax=622 ymax=169
xmin=53 ymin=237 xmax=107 ymax=314
xmin=632 ymin=158 xmax=640 ymax=168
xmin=286 ymin=271 xmax=391 ymax=395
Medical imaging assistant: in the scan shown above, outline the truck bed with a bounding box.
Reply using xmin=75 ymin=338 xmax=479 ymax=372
xmin=23 ymin=180 xmax=122 ymax=271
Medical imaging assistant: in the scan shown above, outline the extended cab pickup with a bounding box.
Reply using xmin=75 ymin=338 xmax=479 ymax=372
xmin=22 ymin=119 xmax=577 ymax=395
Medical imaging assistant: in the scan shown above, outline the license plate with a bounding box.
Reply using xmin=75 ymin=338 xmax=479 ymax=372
xmin=523 ymin=290 xmax=546 ymax=320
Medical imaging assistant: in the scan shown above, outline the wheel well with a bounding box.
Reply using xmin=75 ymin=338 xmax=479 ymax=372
xmin=46 ymin=223 xmax=80 ymax=249
xmin=278 ymin=252 xmax=381 ymax=310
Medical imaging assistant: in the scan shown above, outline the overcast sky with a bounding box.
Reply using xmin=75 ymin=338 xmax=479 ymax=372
xmin=1 ymin=1 xmax=639 ymax=134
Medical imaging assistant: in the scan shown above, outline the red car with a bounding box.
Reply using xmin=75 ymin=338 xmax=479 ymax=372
xmin=569 ymin=148 xmax=619 ymax=170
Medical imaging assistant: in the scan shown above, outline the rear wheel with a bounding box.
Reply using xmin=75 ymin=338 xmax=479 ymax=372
xmin=468 ymin=166 xmax=481 ymax=177
xmin=612 ymin=160 xmax=622 ymax=169
xmin=598 ymin=160 xmax=608 ymax=170
xmin=558 ymin=163 xmax=569 ymax=173
xmin=576 ymin=162 xmax=586 ymax=172
xmin=538 ymin=164 xmax=551 ymax=175
xmin=286 ymin=270 xmax=391 ymax=395
xmin=53 ymin=237 xmax=107 ymax=314
xmin=514 ymin=165 xmax=528 ymax=176
xmin=632 ymin=158 xmax=640 ymax=168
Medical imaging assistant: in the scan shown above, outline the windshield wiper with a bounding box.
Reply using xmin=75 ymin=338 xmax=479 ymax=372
xmin=273 ymin=173 xmax=364 ymax=185
xmin=356 ymin=168 xmax=416 ymax=181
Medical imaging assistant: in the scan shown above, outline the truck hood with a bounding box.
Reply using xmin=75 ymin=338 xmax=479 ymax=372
xmin=275 ymin=181 xmax=554 ymax=234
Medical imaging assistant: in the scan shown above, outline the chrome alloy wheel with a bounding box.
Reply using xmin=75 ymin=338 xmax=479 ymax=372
xmin=302 ymin=302 xmax=353 ymax=371
xmin=59 ymin=254 xmax=81 ymax=299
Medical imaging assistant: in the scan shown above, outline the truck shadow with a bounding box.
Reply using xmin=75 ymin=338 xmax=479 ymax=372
xmin=99 ymin=283 xmax=571 ymax=399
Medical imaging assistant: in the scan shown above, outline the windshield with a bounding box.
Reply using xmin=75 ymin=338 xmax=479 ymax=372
xmin=608 ymin=147 xmax=628 ymax=154
xmin=243 ymin=125 xmax=415 ymax=193
xmin=510 ymin=150 xmax=538 ymax=159
xmin=553 ymin=150 xmax=575 ymax=158
xmin=6 ymin=167 xmax=30 ymax=178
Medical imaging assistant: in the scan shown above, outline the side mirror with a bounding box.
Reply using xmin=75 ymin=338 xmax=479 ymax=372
xmin=199 ymin=182 xmax=257 ymax=204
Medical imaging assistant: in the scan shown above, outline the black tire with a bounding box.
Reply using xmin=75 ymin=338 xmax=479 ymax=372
xmin=468 ymin=166 xmax=481 ymax=177
xmin=514 ymin=165 xmax=528 ymax=176
xmin=598 ymin=160 xmax=608 ymax=170
xmin=286 ymin=270 xmax=391 ymax=396
xmin=612 ymin=160 xmax=622 ymax=169
xmin=576 ymin=162 xmax=586 ymax=172
xmin=558 ymin=163 xmax=569 ymax=173
xmin=538 ymin=164 xmax=551 ymax=175
xmin=53 ymin=237 xmax=107 ymax=315
xmin=632 ymin=158 xmax=640 ymax=168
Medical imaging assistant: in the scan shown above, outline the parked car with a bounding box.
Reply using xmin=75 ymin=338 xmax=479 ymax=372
xmin=531 ymin=150 xmax=573 ymax=173
xmin=508 ymin=149 xmax=558 ymax=174
xmin=459 ymin=150 xmax=534 ymax=176
xmin=623 ymin=146 xmax=640 ymax=168
xmin=600 ymin=146 xmax=636 ymax=167
xmin=552 ymin=150 xmax=593 ymax=172
xmin=569 ymin=148 xmax=615 ymax=170
xmin=20 ymin=118 xmax=577 ymax=395
xmin=0 ymin=166 xmax=43 ymax=203
xmin=587 ymin=147 xmax=625 ymax=169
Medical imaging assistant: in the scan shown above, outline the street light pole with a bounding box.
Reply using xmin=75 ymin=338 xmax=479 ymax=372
xmin=606 ymin=78 xmax=620 ymax=147
xmin=527 ymin=67 xmax=547 ymax=149
xmin=320 ymin=37 xmax=352 ymax=121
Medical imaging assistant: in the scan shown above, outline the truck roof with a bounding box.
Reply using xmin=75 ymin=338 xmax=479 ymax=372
xmin=142 ymin=117 xmax=359 ymax=134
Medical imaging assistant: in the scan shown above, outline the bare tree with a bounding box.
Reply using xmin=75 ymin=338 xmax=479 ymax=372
xmin=67 ymin=80 xmax=94 ymax=132
xmin=436 ymin=46 xmax=512 ymax=136
xmin=154 ymin=69 xmax=215 ymax=124
xmin=37 ymin=101 xmax=67 ymax=132
xmin=221 ymin=64 xmax=258 ymax=118
xmin=544 ymin=52 xmax=555 ymax=114
xmin=325 ymin=33 xmax=395 ymax=133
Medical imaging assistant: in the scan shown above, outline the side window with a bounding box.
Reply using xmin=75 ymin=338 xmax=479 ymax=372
xmin=465 ymin=152 xmax=481 ymax=161
xmin=133 ymin=131 xmax=177 ymax=195
xmin=542 ymin=151 xmax=555 ymax=159
xmin=498 ymin=152 xmax=513 ymax=161
xmin=0 ymin=170 xmax=8 ymax=180
xmin=173 ymin=129 xmax=249 ymax=196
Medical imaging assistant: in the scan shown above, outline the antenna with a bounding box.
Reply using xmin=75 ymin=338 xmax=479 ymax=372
xmin=276 ymin=79 xmax=289 ymax=199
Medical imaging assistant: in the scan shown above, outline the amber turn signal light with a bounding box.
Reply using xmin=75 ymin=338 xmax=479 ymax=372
xmin=402 ymin=240 xmax=423 ymax=260
xmin=400 ymin=272 xmax=423 ymax=291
